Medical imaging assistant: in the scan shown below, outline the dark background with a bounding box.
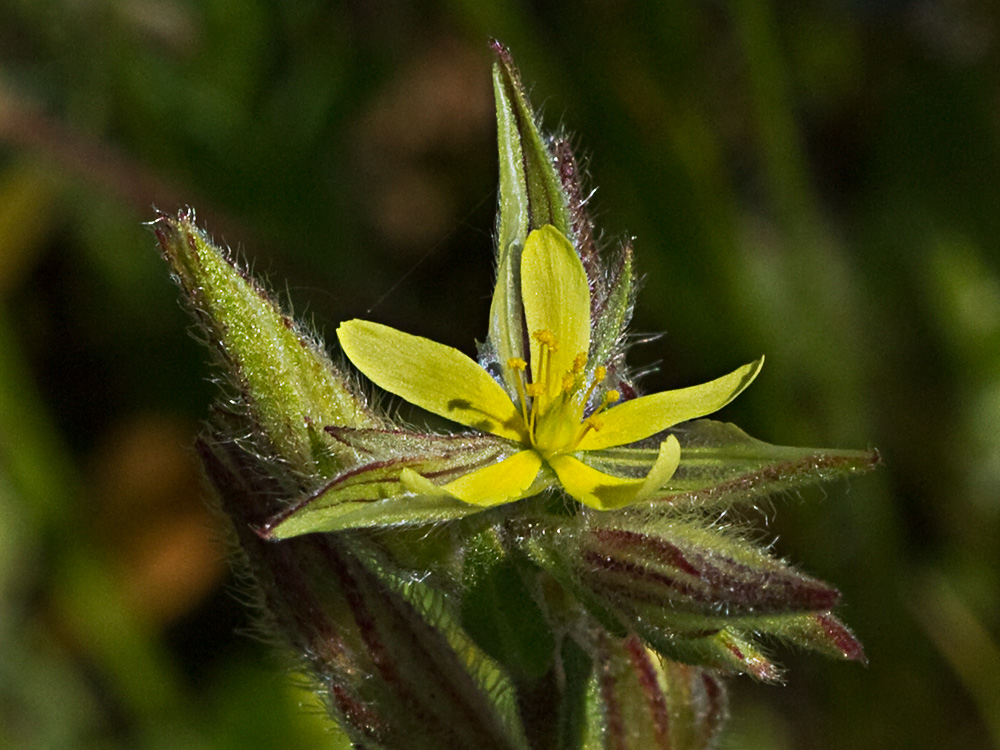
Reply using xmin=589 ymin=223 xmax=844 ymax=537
xmin=1 ymin=1 xmax=998 ymax=747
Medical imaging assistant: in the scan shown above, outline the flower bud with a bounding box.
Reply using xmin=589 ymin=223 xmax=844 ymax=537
xmin=152 ymin=209 xmax=377 ymax=476
xmin=582 ymin=633 xmax=727 ymax=749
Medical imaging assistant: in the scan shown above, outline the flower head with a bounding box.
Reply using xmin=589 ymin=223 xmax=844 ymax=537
xmin=337 ymin=224 xmax=762 ymax=510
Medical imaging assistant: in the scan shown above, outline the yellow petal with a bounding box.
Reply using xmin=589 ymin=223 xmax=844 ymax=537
xmin=441 ymin=449 xmax=543 ymax=506
xmin=338 ymin=320 xmax=526 ymax=441
xmin=549 ymin=454 xmax=646 ymax=510
xmin=576 ymin=357 xmax=764 ymax=451
xmin=521 ymin=226 xmax=591 ymax=401
xmin=550 ymin=435 xmax=681 ymax=510
xmin=400 ymin=450 xmax=542 ymax=507
xmin=636 ymin=435 xmax=681 ymax=500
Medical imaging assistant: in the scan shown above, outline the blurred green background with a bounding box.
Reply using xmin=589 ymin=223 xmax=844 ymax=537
xmin=1 ymin=1 xmax=998 ymax=748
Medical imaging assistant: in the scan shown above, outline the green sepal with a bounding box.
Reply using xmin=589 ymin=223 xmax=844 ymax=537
xmin=639 ymin=627 xmax=783 ymax=683
xmin=488 ymin=42 xmax=573 ymax=394
xmin=583 ymin=635 xmax=672 ymax=750
xmin=460 ymin=527 xmax=556 ymax=681
xmin=657 ymin=660 xmax=728 ymax=750
xmin=492 ymin=41 xmax=572 ymax=255
xmin=152 ymin=209 xmax=378 ymax=475
xmin=588 ymin=247 xmax=634 ymax=385
xmin=588 ymin=419 xmax=880 ymax=511
xmin=261 ymin=429 xmax=518 ymax=537
xmin=646 ymin=613 xmax=865 ymax=682
xmin=744 ymin=610 xmax=866 ymax=664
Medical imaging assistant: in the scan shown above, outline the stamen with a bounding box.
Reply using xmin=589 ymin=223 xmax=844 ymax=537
xmin=507 ymin=357 xmax=527 ymax=371
xmin=580 ymin=365 xmax=609 ymax=408
xmin=570 ymin=388 xmax=620 ymax=449
xmin=530 ymin=329 xmax=560 ymax=409
xmin=576 ymin=414 xmax=605 ymax=443
xmin=526 ymin=382 xmax=544 ymax=436
xmin=532 ymin=330 xmax=559 ymax=350
xmin=515 ymin=334 xmax=619 ymax=455
xmin=507 ymin=358 xmax=530 ymax=427
xmin=590 ymin=389 xmax=620 ymax=418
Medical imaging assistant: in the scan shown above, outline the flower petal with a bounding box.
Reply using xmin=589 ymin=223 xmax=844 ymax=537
xmin=443 ymin=449 xmax=543 ymax=506
xmin=521 ymin=226 xmax=591 ymax=401
xmin=402 ymin=450 xmax=543 ymax=507
xmin=637 ymin=435 xmax=682 ymax=500
xmin=549 ymin=455 xmax=644 ymax=510
xmin=576 ymin=358 xmax=764 ymax=451
xmin=338 ymin=320 xmax=526 ymax=441
xmin=549 ymin=440 xmax=680 ymax=511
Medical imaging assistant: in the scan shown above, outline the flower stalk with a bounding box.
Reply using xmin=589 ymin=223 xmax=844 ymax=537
xmin=154 ymin=41 xmax=878 ymax=750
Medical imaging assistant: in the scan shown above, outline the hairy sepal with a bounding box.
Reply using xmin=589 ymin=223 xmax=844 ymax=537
xmin=261 ymin=429 xmax=520 ymax=537
xmin=587 ymin=419 xmax=880 ymax=513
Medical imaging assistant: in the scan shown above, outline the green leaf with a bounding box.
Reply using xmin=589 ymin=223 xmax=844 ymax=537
xmin=200 ymin=439 xmax=529 ymax=749
xmin=556 ymin=637 xmax=593 ymax=750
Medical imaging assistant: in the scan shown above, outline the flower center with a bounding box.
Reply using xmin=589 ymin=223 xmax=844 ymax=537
xmin=507 ymin=330 xmax=619 ymax=458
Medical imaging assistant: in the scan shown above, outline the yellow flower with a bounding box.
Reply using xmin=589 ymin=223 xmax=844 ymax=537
xmin=338 ymin=225 xmax=761 ymax=510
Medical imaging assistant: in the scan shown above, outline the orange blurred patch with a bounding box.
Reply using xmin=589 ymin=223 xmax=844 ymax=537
xmin=88 ymin=413 xmax=228 ymax=625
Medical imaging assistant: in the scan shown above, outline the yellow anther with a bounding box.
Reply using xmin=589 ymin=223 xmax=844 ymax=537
xmin=593 ymin=366 xmax=607 ymax=382
xmin=604 ymin=390 xmax=620 ymax=405
xmin=561 ymin=374 xmax=576 ymax=393
xmin=572 ymin=353 xmax=587 ymax=373
xmin=532 ymin=329 xmax=559 ymax=351
xmin=507 ymin=357 xmax=527 ymax=371
xmin=526 ymin=383 xmax=544 ymax=398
